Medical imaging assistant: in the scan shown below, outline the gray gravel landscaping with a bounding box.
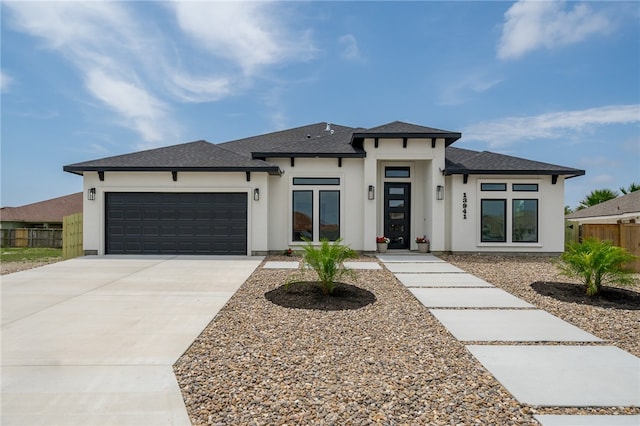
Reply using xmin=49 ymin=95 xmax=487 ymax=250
xmin=174 ymin=255 xmax=639 ymax=425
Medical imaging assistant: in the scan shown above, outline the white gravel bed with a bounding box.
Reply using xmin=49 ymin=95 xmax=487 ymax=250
xmin=174 ymin=256 xmax=639 ymax=425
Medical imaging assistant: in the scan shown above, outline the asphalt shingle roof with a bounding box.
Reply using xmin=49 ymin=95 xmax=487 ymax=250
xmin=444 ymin=146 xmax=585 ymax=177
xmin=63 ymin=121 xmax=583 ymax=178
xmin=250 ymin=127 xmax=366 ymax=158
xmin=220 ymin=122 xmax=355 ymax=158
xmin=566 ymin=190 xmax=640 ymax=219
xmin=353 ymin=121 xmax=462 ymax=146
xmin=63 ymin=140 xmax=280 ymax=175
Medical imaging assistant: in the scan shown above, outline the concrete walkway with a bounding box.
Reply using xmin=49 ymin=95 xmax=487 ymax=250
xmin=378 ymin=253 xmax=640 ymax=426
xmin=1 ymin=256 xmax=263 ymax=426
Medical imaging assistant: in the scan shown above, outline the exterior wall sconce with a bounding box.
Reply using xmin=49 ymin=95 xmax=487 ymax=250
xmin=88 ymin=188 xmax=96 ymax=201
xmin=436 ymin=185 xmax=445 ymax=200
xmin=253 ymin=188 xmax=260 ymax=201
xmin=368 ymin=185 xmax=375 ymax=200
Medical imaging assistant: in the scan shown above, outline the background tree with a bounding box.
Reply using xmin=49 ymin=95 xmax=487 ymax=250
xmin=564 ymin=205 xmax=573 ymax=215
xmin=576 ymin=189 xmax=619 ymax=210
xmin=620 ymin=182 xmax=640 ymax=194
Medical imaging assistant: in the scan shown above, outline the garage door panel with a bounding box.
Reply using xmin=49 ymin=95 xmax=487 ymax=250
xmin=106 ymin=192 xmax=247 ymax=255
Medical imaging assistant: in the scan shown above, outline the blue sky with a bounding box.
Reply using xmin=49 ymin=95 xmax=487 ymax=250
xmin=1 ymin=1 xmax=638 ymax=209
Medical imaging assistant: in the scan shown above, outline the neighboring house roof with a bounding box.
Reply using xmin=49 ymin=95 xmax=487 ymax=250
xmin=63 ymin=121 xmax=583 ymax=178
xmin=0 ymin=192 xmax=82 ymax=223
xmin=63 ymin=140 xmax=281 ymax=175
xmin=444 ymin=147 xmax=585 ymax=178
xmin=566 ymin=191 xmax=640 ymax=220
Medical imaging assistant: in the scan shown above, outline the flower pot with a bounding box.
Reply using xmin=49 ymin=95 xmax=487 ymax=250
xmin=417 ymin=242 xmax=429 ymax=253
xmin=377 ymin=242 xmax=388 ymax=253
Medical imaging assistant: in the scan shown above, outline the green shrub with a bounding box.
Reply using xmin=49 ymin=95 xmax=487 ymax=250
xmin=288 ymin=238 xmax=358 ymax=295
xmin=555 ymin=238 xmax=637 ymax=296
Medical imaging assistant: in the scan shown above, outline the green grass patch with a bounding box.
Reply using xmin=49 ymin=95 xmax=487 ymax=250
xmin=0 ymin=247 xmax=63 ymax=263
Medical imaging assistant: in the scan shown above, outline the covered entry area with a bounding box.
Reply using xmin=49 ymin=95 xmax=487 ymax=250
xmin=105 ymin=192 xmax=247 ymax=255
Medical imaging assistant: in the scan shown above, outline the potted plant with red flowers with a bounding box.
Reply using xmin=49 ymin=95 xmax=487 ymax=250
xmin=415 ymin=236 xmax=430 ymax=253
xmin=376 ymin=236 xmax=390 ymax=253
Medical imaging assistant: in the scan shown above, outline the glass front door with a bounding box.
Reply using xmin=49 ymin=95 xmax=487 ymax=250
xmin=384 ymin=182 xmax=410 ymax=249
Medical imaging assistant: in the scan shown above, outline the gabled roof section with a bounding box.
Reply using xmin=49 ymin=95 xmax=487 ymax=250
xmin=566 ymin=191 xmax=640 ymax=219
xmin=0 ymin=192 xmax=82 ymax=223
xmin=251 ymin=127 xmax=366 ymax=159
xmin=221 ymin=122 xmax=355 ymax=158
xmin=444 ymin=146 xmax=585 ymax=178
xmin=63 ymin=140 xmax=281 ymax=175
xmin=352 ymin=121 xmax=462 ymax=148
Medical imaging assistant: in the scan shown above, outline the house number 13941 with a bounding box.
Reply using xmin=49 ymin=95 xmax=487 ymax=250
xmin=462 ymin=192 xmax=468 ymax=219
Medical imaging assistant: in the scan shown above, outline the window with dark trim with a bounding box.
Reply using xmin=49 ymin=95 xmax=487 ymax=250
xmin=481 ymin=199 xmax=506 ymax=242
xmin=385 ymin=167 xmax=410 ymax=178
xmin=293 ymin=177 xmax=340 ymax=185
xmin=481 ymin=183 xmax=507 ymax=191
xmin=319 ymin=191 xmax=340 ymax=240
xmin=292 ymin=191 xmax=313 ymax=241
xmin=513 ymin=183 xmax=538 ymax=192
xmin=512 ymin=199 xmax=538 ymax=242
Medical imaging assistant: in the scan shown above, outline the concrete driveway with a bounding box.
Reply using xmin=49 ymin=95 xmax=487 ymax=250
xmin=1 ymin=255 xmax=263 ymax=426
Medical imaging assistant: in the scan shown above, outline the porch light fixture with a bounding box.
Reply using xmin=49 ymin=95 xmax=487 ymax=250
xmin=368 ymin=185 xmax=375 ymax=200
xmin=88 ymin=188 xmax=96 ymax=201
xmin=253 ymin=188 xmax=260 ymax=201
xmin=436 ymin=185 xmax=444 ymax=200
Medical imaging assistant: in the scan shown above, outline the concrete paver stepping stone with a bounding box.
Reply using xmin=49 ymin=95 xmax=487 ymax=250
xmin=430 ymin=309 xmax=602 ymax=342
xmin=466 ymin=345 xmax=640 ymax=406
xmin=376 ymin=254 xmax=444 ymax=263
xmin=385 ymin=262 xmax=465 ymax=273
xmin=343 ymin=262 xmax=381 ymax=270
xmin=263 ymin=261 xmax=300 ymax=269
xmin=396 ymin=273 xmax=493 ymax=288
xmin=410 ymin=288 xmax=533 ymax=308
xmin=534 ymin=415 xmax=640 ymax=425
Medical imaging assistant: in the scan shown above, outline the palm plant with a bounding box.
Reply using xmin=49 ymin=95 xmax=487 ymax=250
xmin=555 ymin=238 xmax=636 ymax=296
xmin=293 ymin=238 xmax=358 ymax=295
xmin=576 ymin=189 xmax=618 ymax=210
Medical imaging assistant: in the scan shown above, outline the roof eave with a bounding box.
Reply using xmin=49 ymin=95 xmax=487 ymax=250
xmin=251 ymin=152 xmax=366 ymax=160
xmin=351 ymin=132 xmax=462 ymax=146
xmin=63 ymin=165 xmax=282 ymax=175
xmin=444 ymin=169 xmax=586 ymax=177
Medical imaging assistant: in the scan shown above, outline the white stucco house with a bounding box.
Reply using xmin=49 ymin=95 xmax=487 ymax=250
xmin=63 ymin=121 xmax=585 ymax=256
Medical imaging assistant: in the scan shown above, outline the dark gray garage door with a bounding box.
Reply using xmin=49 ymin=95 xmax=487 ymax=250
xmin=105 ymin=192 xmax=247 ymax=255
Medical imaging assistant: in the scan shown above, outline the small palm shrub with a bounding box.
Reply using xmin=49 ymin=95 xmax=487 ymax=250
xmin=288 ymin=238 xmax=358 ymax=295
xmin=555 ymin=238 xmax=637 ymax=296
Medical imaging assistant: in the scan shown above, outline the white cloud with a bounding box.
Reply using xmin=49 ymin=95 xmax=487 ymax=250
xmin=339 ymin=34 xmax=362 ymax=61
xmin=169 ymin=73 xmax=233 ymax=103
xmin=4 ymin=2 xmax=176 ymax=146
xmin=498 ymin=1 xmax=611 ymax=60
xmin=438 ymin=72 xmax=502 ymax=106
xmin=170 ymin=2 xmax=316 ymax=75
xmin=85 ymin=69 xmax=169 ymax=144
xmin=464 ymin=104 xmax=640 ymax=147
xmin=1 ymin=70 xmax=14 ymax=93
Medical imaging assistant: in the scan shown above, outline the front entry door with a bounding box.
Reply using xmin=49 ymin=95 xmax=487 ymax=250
xmin=384 ymin=182 xmax=410 ymax=249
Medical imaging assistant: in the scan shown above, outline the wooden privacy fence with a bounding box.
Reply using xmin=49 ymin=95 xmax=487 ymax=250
xmin=62 ymin=213 xmax=83 ymax=259
xmin=0 ymin=228 xmax=63 ymax=248
xmin=581 ymin=223 xmax=640 ymax=273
